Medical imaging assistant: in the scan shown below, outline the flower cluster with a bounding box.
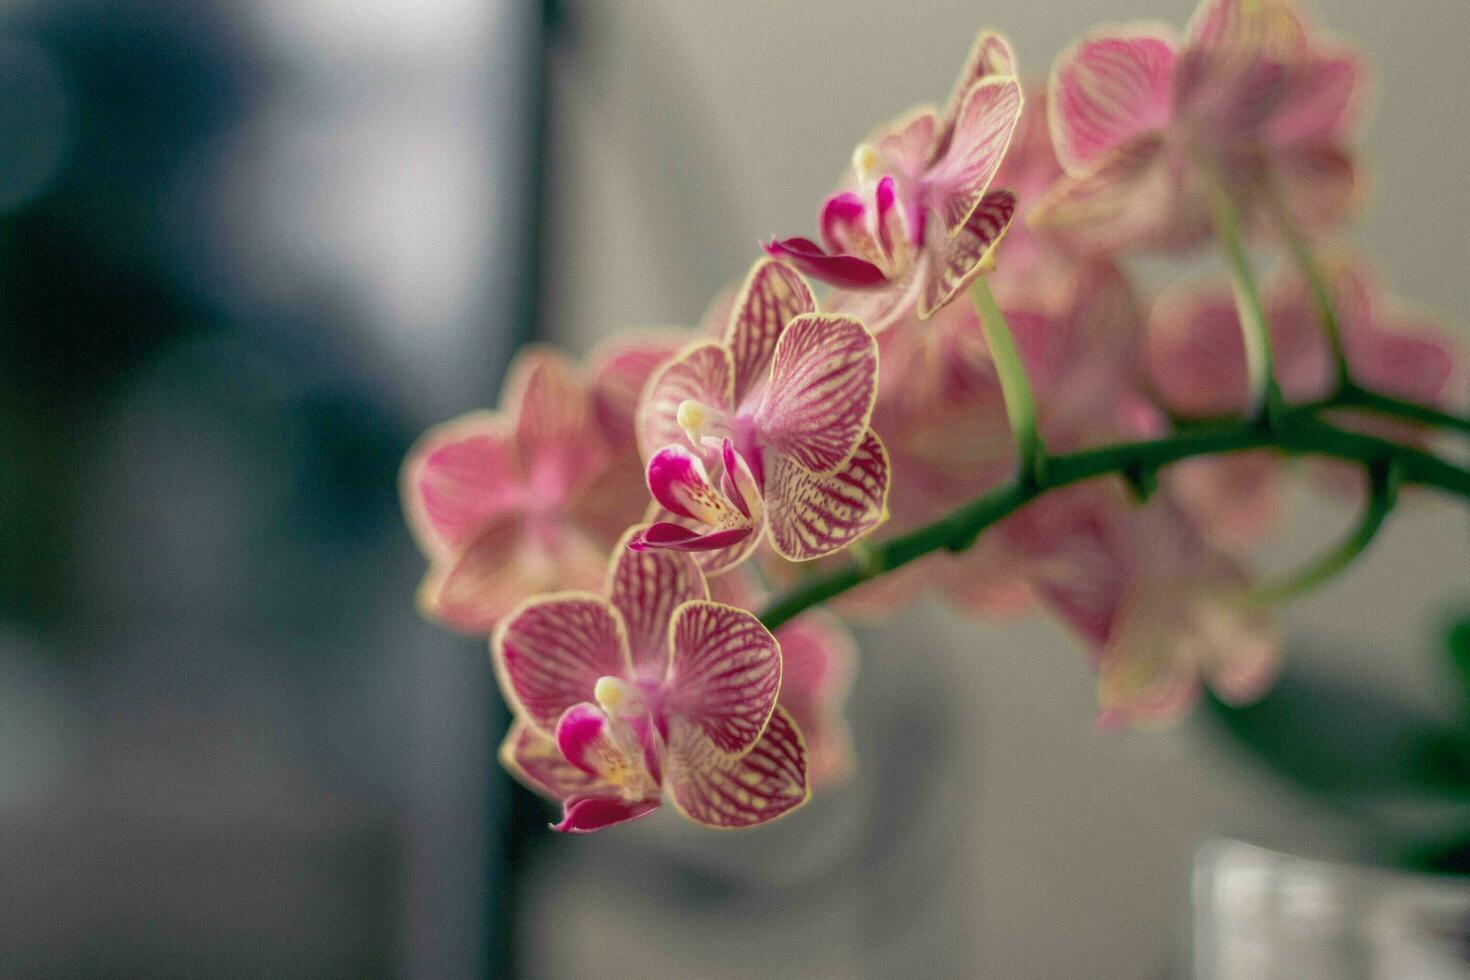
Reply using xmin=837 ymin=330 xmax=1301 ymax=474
xmin=400 ymin=0 xmax=1464 ymax=831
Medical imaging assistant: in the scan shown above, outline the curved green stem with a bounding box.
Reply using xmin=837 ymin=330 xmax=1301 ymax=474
xmin=970 ymin=278 xmax=1046 ymax=484
xmin=758 ymin=407 xmax=1470 ymax=631
xmin=1263 ymin=180 xmax=1351 ymax=387
xmin=1243 ymin=459 xmax=1401 ymax=606
xmin=1334 ymin=386 xmax=1470 ymax=437
xmin=1204 ymin=162 xmax=1281 ymax=424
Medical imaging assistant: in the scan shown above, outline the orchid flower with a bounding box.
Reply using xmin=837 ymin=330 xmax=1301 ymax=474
xmin=710 ymin=570 xmax=857 ymax=787
xmin=633 ymin=258 xmax=891 ymax=572
xmin=1034 ymin=0 xmax=1365 ymax=253
xmin=495 ymin=530 xmax=809 ymax=832
xmin=1148 ymin=257 xmax=1461 ymax=425
xmin=1004 ymin=485 xmax=1279 ymax=728
xmin=402 ymin=339 xmax=680 ymax=633
xmin=765 ymin=31 xmax=1024 ymax=330
xmin=824 ymin=260 xmax=1142 ymax=617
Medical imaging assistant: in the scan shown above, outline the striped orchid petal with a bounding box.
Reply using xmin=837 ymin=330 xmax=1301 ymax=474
xmin=499 ymin=719 xmax=604 ymax=801
xmin=765 ymin=429 xmax=891 ymax=561
xmin=874 ymin=108 xmax=939 ymax=180
xmin=755 ymin=313 xmax=878 ymax=475
xmin=724 ymin=258 xmax=816 ymax=399
xmin=401 ymin=412 xmax=522 ymax=557
xmin=917 ymin=188 xmax=1017 ymax=318
xmin=1186 ymin=0 xmax=1308 ymax=56
xmin=637 ymin=341 xmax=734 ymax=460
xmin=1048 ymin=26 xmax=1179 ymax=175
xmin=607 ymin=527 xmax=708 ymax=670
xmin=665 ymin=600 xmax=781 ymax=757
xmin=767 ymin=609 xmax=857 ymax=788
xmin=928 ymin=76 xmax=1024 ymax=235
xmin=666 ymin=704 xmax=809 ymax=828
xmin=494 ymin=594 xmax=633 ymax=734
xmin=933 ymin=30 xmax=1018 ymax=162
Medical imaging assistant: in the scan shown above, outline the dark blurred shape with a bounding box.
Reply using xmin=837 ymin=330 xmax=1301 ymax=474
xmin=0 ymin=0 xmax=531 ymax=974
xmin=1204 ymin=618 xmax=1470 ymax=873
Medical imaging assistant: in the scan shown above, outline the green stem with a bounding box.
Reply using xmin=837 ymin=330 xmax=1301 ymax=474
xmin=1204 ymin=162 xmax=1281 ymax=424
xmin=970 ymin=277 xmax=1046 ymax=483
xmin=1264 ymin=180 xmax=1352 ymax=387
xmin=757 ymin=407 xmax=1470 ymax=631
xmin=1335 ymin=386 xmax=1470 ymax=437
xmin=1243 ymin=459 xmax=1401 ymax=606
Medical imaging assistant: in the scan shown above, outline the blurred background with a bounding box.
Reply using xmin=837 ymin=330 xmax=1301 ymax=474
xmin=0 ymin=0 xmax=1465 ymax=977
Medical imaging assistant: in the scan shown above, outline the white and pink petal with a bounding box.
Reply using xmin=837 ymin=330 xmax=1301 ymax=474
xmin=664 ymin=600 xmax=781 ymax=758
xmin=765 ymin=429 xmax=891 ymax=562
xmin=755 ymin=313 xmax=879 ymax=475
xmin=666 ymin=704 xmax=810 ymax=829
xmin=493 ymin=593 xmax=633 ymax=734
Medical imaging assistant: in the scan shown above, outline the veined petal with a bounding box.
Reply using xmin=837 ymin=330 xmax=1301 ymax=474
xmin=552 ymin=796 xmax=661 ymax=834
xmin=769 ymin=609 xmax=857 ymax=788
xmin=723 ymin=258 xmax=817 ymax=400
xmin=765 ymin=429 xmax=891 ymax=562
xmin=493 ymin=593 xmax=633 ymax=734
xmin=607 ymin=526 xmax=708 ymax=672
xmin=928 ymin=76 xmax=1024 ymax=236
xmin=934 ymin=30 xmax=1018 ymax=162
xmin=917 ymin=188 xmax=1017 ymax=319
xmin=498 ymin=718 xmax=603 ymax=801
xmin=637 ymin=341 xmax=734 ymax=461
xmin=401 ymin=412 xmax=521 ymax=557
xmin=762 ymin=237 xmax=888 ymax=289
xmin=755 ymin=313 xmax=878 ymax=475
xmin=1048 ymin=25 xmax=1179 ymax=175
xmin=664 ymin=600 xmax=781 ymax=757
xmin=666 ymin=704 xmax=809 ymax=829
xmin=874 ymin=107 xmax=939 ymax=179
xmin=1186 ymin=0 xmax=1309 ymax=57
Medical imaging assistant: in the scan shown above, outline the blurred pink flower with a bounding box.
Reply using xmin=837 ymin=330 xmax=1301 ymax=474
xmin=825 ymin=259 xmax=1144 ymax=617
xmin=402 ymin=338 xmax=681 ymax=633
xmin=1148 ymin=257 xmax=1461 ymax=422
xmin=710 ymin=571 xmax=858 ymax=788
xmin=634 ymin=259 xmax=890 ymax=572
xmin=1002 ymin=484 xmax=1279 ymax=728
xmin=765 ymin=31 xmax=1024 ymax=330
xmin=495 ymin=531 xmax=809 ymax=832
xmin=1034 ymin=0 xmax=1366 ymax=253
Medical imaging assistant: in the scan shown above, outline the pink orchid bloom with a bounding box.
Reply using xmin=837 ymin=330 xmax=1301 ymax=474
xmin=1003 ymin=484 xmax=1279 ymax=728
xmin=823 ymin=260 xmax=1142 ymax=618
xmin=494 ymin=530 xmax=809 ymax=832
xmin=1034 ymin=0 xmax=1366 ymax=253
xmin=402 ymin=339 xmax=681 ymax=633
xmin=633 ymin=259 xmax=891 ymax=573
xmin=709 ymin=571 xmax=857 ymax=788
xmin=1148 ymin=257 xmax=1462 ymax=424
xmin=764 ymin=31 xmax=1024 ymax=330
